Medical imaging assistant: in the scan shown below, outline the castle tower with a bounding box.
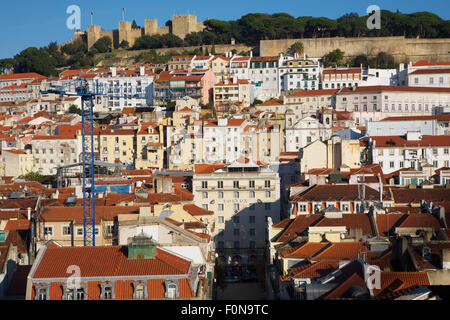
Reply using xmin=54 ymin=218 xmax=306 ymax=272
xmin=171 ymin=14 xmax=204 ymax=40
xmin=119 ymin=21 xmax=132 ymax=45
xmin=87 ymin=25 xmax=102 ymax=49
xmin=144 ymin=19 xmax=158 ymax=36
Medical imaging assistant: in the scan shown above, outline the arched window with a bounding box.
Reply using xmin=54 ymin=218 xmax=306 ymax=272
xmin=164 ymin=280 xmax=179 ymax=299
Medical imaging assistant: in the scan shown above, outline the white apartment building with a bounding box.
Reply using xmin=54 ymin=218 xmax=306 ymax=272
xmin=249 ymin=56 xmax=281 ymax=100
xmin=336 ymin=86 xmax=450 ymax=126
xmin=408 ymin=69 xmax=450 ymax=88
xmin=367 ymin=115 xmax=450 ymax=136
xmin=285 ymin=111 xmax=333 ymax=152
xmin=279 ymin=57 xmax=320 ymax=92
xmin=360 ymin=68 xmax=402 ymax=86
xmin=193 ymin=158 xmax=280 ymax=266
xmin=91 ymin=67 xmax=156 ymax=110
xmin=229 ymin=56 xmax=251 ymax=80
xmin=31 ymin=135 xmax=79 ymax=175
xmin=370 ymin=132 xmax=450 ymax=174
xmin=213 ymin=78 xmax=254 ymax=107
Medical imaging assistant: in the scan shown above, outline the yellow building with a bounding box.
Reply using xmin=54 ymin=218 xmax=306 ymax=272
xmin=98 ymin=129 xmax=136 ymax=165
xmin=35 ymin=206 xmax=141 ymax=248
xmin=213 ymin=78 xmax=252 ymax=107
xmin=211 ymin=55 xmax=232 ymax=80
xmin=2 ymin=149 xmax=33 ymax=177
xmin=135 ymin=122 xmax=164 ymax=170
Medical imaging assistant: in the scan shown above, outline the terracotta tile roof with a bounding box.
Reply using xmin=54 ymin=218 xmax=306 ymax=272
xmin=412 ymin=60 xmax=450 ymax=67
xmin=282 ymin=241 xmax=331 ymax=259
xmin=339 ymin=85 xmax=450 ymax=94
xmin=257 ymin=98 xmax=283 ymax=106
xmin=251 ymin=56 xmax=279 ymax=62
xmin=32 ymin=245 xmax=191 ymax=278
xmin=0 ymin=72 xmax=46 ymax=81
xmin=183 ymin=204 xmax=213 ymax=216
xmin=390 ymin=187 xmax=450 ymax=204
xmin=4 ymin=219 xmax=30 ymax=231
xmin=323 ymin=68 xmax=361 ymax=75
xmin=3 ymin=149 xmax=26 ymax=155
xmin=373 ymin=272 xmax=430 ymax=298
xmin=274 ymin=214 xmax=323 ymax=243
xmin=409 ymin=68 xmax=450 ymax=75
xmin=398 ymin=213 xmax=442 ymax=230
xmin=194 ymin=164 xmax=227 ymax=174
xmin=315 ymin=214 xmax=374 ymax=236
xmin=312 ymin=242 xmax=370 ymax=261
xmin=371 ymin=135 xmax=450 ymax=148
xmin=289 ymin=260 xmax=339 ymax=279
xmin=291 ymin=184 xmax=383 ymax=202
xmin=146 ymin=189 xmax=194 ymax=204
xmin=38 ymin=206 xmax=140 ymax=224
xmin=376 ymin=213 xmax=408 ymax=236
xmin=272 ymin=218 xmax=293 ymax=229
xmin=322 ymin=272 xmax=366 ymax=300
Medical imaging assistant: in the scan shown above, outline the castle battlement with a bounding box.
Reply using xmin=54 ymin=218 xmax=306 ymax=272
xmin=79 ymin=14 xmax=205 ymax=49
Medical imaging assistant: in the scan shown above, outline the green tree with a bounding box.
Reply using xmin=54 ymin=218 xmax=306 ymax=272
xmin=14 ymin=47 xmax=58 ymax=77
xmin=288 ymin=41 xmax=304 ymax=56
xmin=119 ymin=40 xmax=129 ymax=49
xmin=210 ymin=42 xmax=216 ymax=55
xmin=323 ymin=48 xmax=345 ymax=67
xmin=0 ymin=58 xmax=15 ymax=73
xmin=68 ymin=104 xmax=82 ymax=115
xmin=375 ymin=52 xmax=396 ymax=69
xmin=92 ymin=36 xmax=112 ymax=53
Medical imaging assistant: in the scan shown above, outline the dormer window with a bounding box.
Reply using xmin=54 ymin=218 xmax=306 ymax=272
xmin=100 ymin=281 xmax=115 ymax=299
xmin=34 ymin=283 xmax=49 ymax=300
xmin=132 ymin=281 xmax=147 ymax=299
xmin=62 ymin=282 xmax=87 ymax=300
xmin=164 ymin=280 xmax=179 ymax=299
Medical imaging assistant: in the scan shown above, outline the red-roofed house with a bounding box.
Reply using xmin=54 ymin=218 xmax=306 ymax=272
xmin=26 ymin=239 xmax=206 ymax=300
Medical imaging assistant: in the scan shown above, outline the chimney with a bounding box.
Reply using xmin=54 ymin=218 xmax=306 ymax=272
xmin=140 ymin=66 xmax=145 ymax=76
xmin=250 ymin=51 xmax=253 ymax=57
xmin=378 ymin=173 xmax=383 ymax=202
xmin=111 ymin=67 xmax=117 ymax=77
xmin=27 ymin=207 xmax=31 ymax=220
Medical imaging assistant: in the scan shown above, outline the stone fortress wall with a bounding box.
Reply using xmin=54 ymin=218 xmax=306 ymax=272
xmin=260 ymin=36 xmax=450 ymax=62
xmin=76 ymin=14 xmax=205 ymax=49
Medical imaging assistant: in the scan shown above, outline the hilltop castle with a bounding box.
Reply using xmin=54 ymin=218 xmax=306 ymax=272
xmin=73 ymin=14 xmax=205 ymax=49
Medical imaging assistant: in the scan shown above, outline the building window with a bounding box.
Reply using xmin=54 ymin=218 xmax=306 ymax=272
xmin=233 ymin=228 xmax=240 ymax=236
xmin=233 ymin=203 xmax=240 ymax=211
xmin=164 ymin=281 xmax=179 ymax=299
xmin=202 ymin=192 xmax=208 ymax=199
xmin=218 ymin=204 xmax=224 ymax=211
xmin=201 ymin=181 xmax=208 ymax=189
xmin=264 ymin=180 xmax=271 ymax=188
xmin=233 ymin=181 xmax=239 ymax=188
xmin=62 ymin=225 xmax=71 ymax=236
xmin=202 ymin=204 xmax=208 ymax=210
xmin=250 ymin=241 xmax=256 ymax=249
xmin=43 ymin=226 xmax=53 ymax=236
xmin=217 ymin=181 xmax=223 ymax=188
xmin=265 ymin=203 xmax=271 ymax=210
xmin=233 ymin=191 xmax=239 ymax=198
xmin=249 ymin=191 xmax=255 ymax=198
xmin=265 ymin=191 xmax=271 ymax=198
xmin=249 ymin=180 xmax=255 ymax=188
xmin=249 ymin=215 xmax=255 ymax=223
xmin=132 ymin=281 xmax=147 ymax=299
xmin=218 ymin=191 xmax=224 ymax=198
xmin=218 ymin=216 xmax=224 ymax=224
xmin=34 ymin=283 xmax=49 ymax=300
xmin=249 ymin=228 xmax=256 ymax=236
xmin=234 ymin=241 xmax=240 ymax=249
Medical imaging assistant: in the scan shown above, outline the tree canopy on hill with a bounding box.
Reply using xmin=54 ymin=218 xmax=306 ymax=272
xmin=185 ymin=10 xmax=449 ymax=46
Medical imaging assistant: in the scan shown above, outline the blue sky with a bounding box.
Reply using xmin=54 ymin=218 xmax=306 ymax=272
xmin=1 ymin=0 xmax=449 ymax=59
